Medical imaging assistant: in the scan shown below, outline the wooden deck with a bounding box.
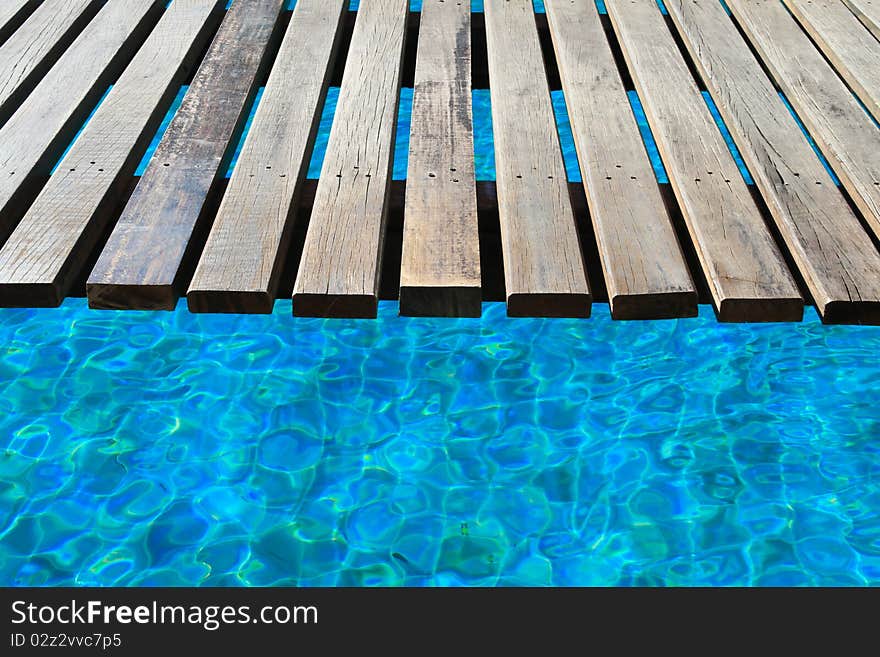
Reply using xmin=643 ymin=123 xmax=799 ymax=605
xmin=0 ymin=0 xmax=877 ymax=324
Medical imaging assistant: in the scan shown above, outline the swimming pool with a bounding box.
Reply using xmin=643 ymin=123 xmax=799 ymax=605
xmin=0 ymin=302 xmax=878 ymax=586
xmin=3 ymin=0 xmax=880 ymax=588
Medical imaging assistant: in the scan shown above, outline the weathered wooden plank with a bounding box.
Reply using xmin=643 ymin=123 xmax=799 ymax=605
xmin=0 ymin=0 xmax=39 ymax=45
xmin=86 ymin=0 xmax=286 ymax=311
xmin=545 ymin=0 xmax=696 ymax=320
xmin=483 ymin=0 xmax=591 ymax=318
xmin=843 ymin=0 xmax=880 ymax=41
xmin=0 ymin=0 xmax=223 ymax=307
xmin=666 ymin=0 xmax=880 ymax=325
xmin=605 ymin=0 xmax=802 ymax=322
xmin=727 ymin=0 xmax=880 ymax=243
xmin=188 ymin=0 xmax=347 ymax=314
xmin=399 ymin=0 xmax=480 ymax=317
xmin=0 ymin=0 xmax=165 ymax=235
xmin=0 ymin=0 xmax=104 ymax=127
xmin=784 ymin=0 xmax=880 ymax=124
xmin=289 ymin=0 xmax=408 ymax=318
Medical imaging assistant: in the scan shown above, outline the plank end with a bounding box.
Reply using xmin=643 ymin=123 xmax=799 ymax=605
xmin=0 ymin=281 xmax=63 ymax=308
xmin=610 ymin=290 xmax=699 ymax=320
xmin=293 ymin=293 xmax=378 ymax=319
xmin=717 ymin=297 xmax=804 ymax=323
xmin=820 ymin=300 xmax=880 ymax=326
xmin=187 ymin=289 xmax=275 ymax=314
xmin=86 ymin=283 xmax=177 ymax=311
xmin=399 ymin=285 xmax=482 ymax=318
xmin=507 ymin=293 xmax=592 ymax=318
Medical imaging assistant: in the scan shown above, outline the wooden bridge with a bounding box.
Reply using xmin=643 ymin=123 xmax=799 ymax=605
xmin=0 ymin=0 xmax=878 ymax=323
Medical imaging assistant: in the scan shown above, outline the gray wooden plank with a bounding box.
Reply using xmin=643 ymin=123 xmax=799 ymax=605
xmin=843 ymin=0 xmax=880 ymax=40
xmin=784 ymin=0 xmax=880 ymax=123
xmin=189 ymin=0 xmax=347 ymax=314
xmin=0 ymin=0 xmax=39 ymax=45
xmin=666 ymin=0 xmax=880 ymax=325
xmin=0 ymin=0 xmax=104 ymax=127
xmin=0 ymin=0 xmax=223 ymax=307
xmin=290 ymin=0 xmax=408 ymax=318
xmin=727 ymin=0 xmax=880 ymax=243
xmin=484 ymin=0 xmax=591 ymax=318
xmin=399 ymin=0 xmax=481 ymax=317
xmin=0 ymin=0 xmax=165 ymax=235
xmin=545 ymin=0 xmax=696 ymax=320
xmin=605 ymin=0 xmax=802 ymax=322
xmin=87 ymin=0 xmax=286 ymax=311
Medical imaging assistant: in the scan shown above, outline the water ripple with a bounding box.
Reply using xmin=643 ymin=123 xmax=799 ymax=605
xmin=0 ymin=301 xmax=878 ymax=586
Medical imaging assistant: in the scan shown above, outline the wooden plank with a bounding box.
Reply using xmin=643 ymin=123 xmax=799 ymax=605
xmin=289 ymin=0 xmax=408 ymax=318
xmin=484 ymin=0 xmax=591 ymax=318
xmin=0 ymin=0 xmax=223 ymax=307
xmin=188 ymin=0 xmax=347 ymax=314
xmin=187 ymin=0 xmax=346 ymax=313
xmin=0 ymin=0 xmax=39 ymax=45
xmin=843 ymin=0 xmax=880 ymax=41
xmin=86 ymin=0 xmax=286 ymax=311
xmin=666 ymin=0 xmax=880 ymax=325
xmin=545 ymin=0 xmax=696 ymax=320
xmin=0 ymin=0 xmax=164 ymax=235
xmin=0 ymin=0 xmax=104 ymax=127
xmin=605 ymin=0 xmax=802 ymax=322
xmin=784 ymin=0 xmax=880 ymax=123
xmin=399 ymin=0 xmax=481 ymax=317
xmin=727 ymin=0 xmax=880 ymax=243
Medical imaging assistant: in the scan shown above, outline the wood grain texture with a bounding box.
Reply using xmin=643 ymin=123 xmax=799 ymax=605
xmin=188 ymin=0 xmax=347 ymax=314
xmin=605 ymin=0 xmax=802 ymax=322
xmin=0 ymin=0 xmax=164 ymax=235
xmin=484 ymin=0 xmax=591 ymax=318
xmin=0 ymin=0 xmax=223 ymax=307
xmin=291 ymin=0 xmax=408 ymax=318
xmin=0 ymin=0 xmax=39 ymax=45
xmin=784 ymin=0 xmax=880 ymax=123
xmin=842 ymin=0 xmax=880 ymax=40
xmin=399 ymin=0 xmax=481 ymax=317
xmin=87 ymin=0 xmax=286 ymax=311
xmin=0 ymin=0 xmax=104 ymax=127
xmin=545 ymin=0 xmax=696 ymax=320
xmin=667 ymin=0 xmax=880 ymax=325
xmin=727 ymin=0 xmax=880 ymax=243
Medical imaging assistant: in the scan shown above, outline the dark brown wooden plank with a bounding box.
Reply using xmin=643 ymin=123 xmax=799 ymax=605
xmin=666 ymin=0 xmax=880 ymax=325
xmin=546 ymin=0 xmax=696 ymax=320
xmin=606 ymin=0 xmax=802 ymax=322
xmin=399 ymin=0 xmax=481 ymax=317
xmin=0 ymin=0 xmax=104 ymax=127
xmin=86 ymin=0 xmax=286 ymax=311
xmin=0 ymin=0 xmax=223 ymax=307
xmin=484 ymin=0 xmax=591 ymax=318
xmin=290 ymin=0 xmax=408 ymax=318
xmin=0 ymin=0 xmax=165 ymax=235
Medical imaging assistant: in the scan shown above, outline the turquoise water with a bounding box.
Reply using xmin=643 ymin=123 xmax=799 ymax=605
xmin=7 ymin=0 xmax=880 ymax=588
xmin=1 ymin=303 xmax=879 ymax=586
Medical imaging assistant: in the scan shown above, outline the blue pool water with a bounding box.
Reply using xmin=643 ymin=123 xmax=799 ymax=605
xmin=8 ymin=0 xmax=880 ymax=588
xmin=1 ymin=303 xmax=879 ymax=586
